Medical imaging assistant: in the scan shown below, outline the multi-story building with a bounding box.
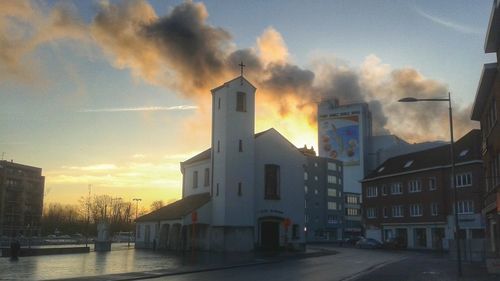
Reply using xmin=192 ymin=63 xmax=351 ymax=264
xmin=361 ymin=130 xmax=484 ymax=250
xmin=0 ymin=160 xmax=45 ymax=237
xmin=471 ymin=0 xmax=500 ymax=258
xmin=318 ymin=100 xmax=372 ymax=238
xmin=301 ymin=146 xmax=344 ymax=242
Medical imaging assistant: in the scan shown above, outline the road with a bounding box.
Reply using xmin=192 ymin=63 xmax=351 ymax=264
xmin=352 ymin=251 xmax=497 ymax=281
xmin=147 ymin=247 xmax=409 ymax=281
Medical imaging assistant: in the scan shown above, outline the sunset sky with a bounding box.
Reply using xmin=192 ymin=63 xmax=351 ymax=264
xmin=0 ymin=0 xmax=496 ymax=208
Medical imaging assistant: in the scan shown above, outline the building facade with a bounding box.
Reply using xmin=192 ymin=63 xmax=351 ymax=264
xmin=0 ymin=160 xmax=45 ymax=237
xmin=317 ymin=100 xmax=372 ymax=238
xmin=361 ymin=130 xmax=484 ymax=250
xmin=135 ymin=76 xmax=309 ymax=251
xmin=301 ymin=147 xmax=344 ymax=242
xmin=471 ymin=0 xmax=500 ymax=258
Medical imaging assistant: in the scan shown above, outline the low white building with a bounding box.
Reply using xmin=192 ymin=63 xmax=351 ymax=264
xmin=136 ymin=75 xmax=308 ymax=251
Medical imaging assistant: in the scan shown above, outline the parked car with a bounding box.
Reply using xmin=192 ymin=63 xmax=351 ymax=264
xmin=343 ymin=236 xmax=363 ymax=246
xmin=383 ymin=236 xmax=407 ymax=249
xmin=355 ymin=238 xmax=383 ymax=249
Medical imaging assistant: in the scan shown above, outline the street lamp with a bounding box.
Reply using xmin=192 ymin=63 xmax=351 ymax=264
xmin=398 ymin=92 xmax=462 ymax=277
xmin=132 ymin=198 xmax=142 ymax=220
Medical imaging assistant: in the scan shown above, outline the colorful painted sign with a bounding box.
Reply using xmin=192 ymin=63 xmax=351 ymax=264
xmin=319 ymin=115 xmax=360 ymax=165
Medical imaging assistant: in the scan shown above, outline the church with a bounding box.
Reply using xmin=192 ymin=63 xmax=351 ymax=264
xmin=135 ymin=74 xmax=309 ymax=251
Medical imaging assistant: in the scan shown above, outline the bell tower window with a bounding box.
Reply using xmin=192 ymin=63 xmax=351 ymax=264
xmin=236 ymin=92 xmax=246 ymax=112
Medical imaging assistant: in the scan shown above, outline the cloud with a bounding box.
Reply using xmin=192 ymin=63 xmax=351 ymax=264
xmin=412 ymin=3 xmax=481 ymax=35
xmin=78 ymin=105 xmax=198 ymax=113
xmin=63 ymin=164 xmax=117 ymax=171
xmin=1 ymin=0 xmax=478 ymax=144
xmin=0 ymin=0 xmax=89 ymax=83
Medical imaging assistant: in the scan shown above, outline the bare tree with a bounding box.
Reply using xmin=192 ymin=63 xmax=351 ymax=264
xmin=150 ymin=200 xmax=165 ymax=211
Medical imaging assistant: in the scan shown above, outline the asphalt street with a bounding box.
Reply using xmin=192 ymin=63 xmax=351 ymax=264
xmin=352 ymin=252 xmax=498 ymax=281
xmin=146 ymin=247 xmax=409 ymax=281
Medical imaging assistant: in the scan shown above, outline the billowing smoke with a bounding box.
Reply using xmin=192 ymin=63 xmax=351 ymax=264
xmin=0 ymin=0 xmax=478 ymax=142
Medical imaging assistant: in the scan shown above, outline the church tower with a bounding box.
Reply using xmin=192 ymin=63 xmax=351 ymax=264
xmin=210 ymin=70 xmax=256 ymax=251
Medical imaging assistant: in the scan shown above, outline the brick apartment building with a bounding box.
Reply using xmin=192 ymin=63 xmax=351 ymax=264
xmin=471 ymin=0 xmax=500 ymax=258
xmin=0 ymin=160 xmax=45 ymax=237
xmin=361 ymin=130 xmax=484 ymax=250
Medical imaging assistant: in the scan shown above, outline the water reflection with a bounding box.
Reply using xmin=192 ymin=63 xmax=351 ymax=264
xmin=0 ymin=243 xmax=257 ymax=280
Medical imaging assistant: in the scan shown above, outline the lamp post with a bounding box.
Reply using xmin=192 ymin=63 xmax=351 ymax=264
xmin=132 ymin=198 xmax=141 ymax=246
xmin=132 ymin=198 xmax=142 ymax=220
xmin=398 ymin=92 xmax=462 ymax=277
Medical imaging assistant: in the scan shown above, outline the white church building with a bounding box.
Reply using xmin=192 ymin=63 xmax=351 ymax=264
xmin=135 ymin=75 xmax=310 ymax=251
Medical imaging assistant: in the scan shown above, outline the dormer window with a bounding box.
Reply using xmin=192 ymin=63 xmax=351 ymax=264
xmin=404 ymin=160 xmax=414 ymax=168
xmin=236 ymin=92 xmax=246 ymax=112
xmin=459 ymin=149 xmax=469 ymax=157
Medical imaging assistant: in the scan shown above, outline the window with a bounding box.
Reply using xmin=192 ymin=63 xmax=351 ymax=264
xmin=327 ymin=175 xmax=337 ymax=184
xmin=314 ymin=189 xmax=318 ymax=195
xmin=366 ymin=208 xmax=376 ymax=218
xmin=314 ymin=162 xmax=318 ymax=167
xmin=239 ymin=139 xmax=243 ymax=152
xmin=236 ymin=92 xmax=246 ymax=112
xmin=304 ymin=185 xmax=308 ymax=194
xmin=366 ymin=186 xmax=378 ymax=197
xmin=136 ymin=225 xmax=141 ymax=238
xmin=410 ymin=204 xmax=422 ymax=217
xmin=429 ymin=177 xmax=436 ymax=191
xmin=314 ymin=176 xmax=318 ymax=181
xmin=346 ymin=195 xmax=358 ymax=204
xmin=381 ymin=185 xmax=388 ymax=196
xmin=392 ymin=205 xmax=404 ymax=217
xmin=216 ymin=183 xmax=219 ymax=196
xmin=265 ymin=164 xmax=280 ymax=199
xmin=238 ymin=182 xmax=242 ymax=196
xmin=431 ymin=203 xmax=439 ymax=216
xmin=346 ymin=208 xmax=359 ymax=216
xmin=383 ymin=207 xmax=389 ymax=218
xmin=378 ymin=166 xmax=385 ymax=172
xmin=327 ymin=215 xmax=338 ymax=224
xmin=328 ymin=162 xmax=337 ymax=171
xmin=193 ymin=171 xmax=198 ymax=188
xmin=456 ymin=200 xmax=474 ymax=214
xmin=304 ymin=172 xmax=308 ymax=180
xmin=459 ymin=149 xmax=469 ymax=157
xmin=404 ymin=160 xmax=414 ymax=168
xmin=218 ymin=97 xmax=221 ymax=109
xmin=328 ymin=202 xmax=337 ymax=210
xmin=391 ymin=183 xmax=402 ymax=194
xmin=455 ymin=173 xmax=472 ymax=187
xmin=328 ymin=188 xmax=336 ymax=197
xmin=204 ymin=168 xmax=209 ymax=187
xmin=217 ymin=140 xmax=220 ymax=152
xmin=408 ymin=180 xmax=421 ymax=193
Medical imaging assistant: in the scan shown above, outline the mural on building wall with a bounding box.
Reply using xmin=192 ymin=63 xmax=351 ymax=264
xmin=319 ymin=115 xmax=360 ymax=166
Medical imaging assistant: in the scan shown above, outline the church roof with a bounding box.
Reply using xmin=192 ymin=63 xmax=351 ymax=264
xmin=136 ymin=192 xmax=211 ymax=222
xmin=181 ymin=129 xmax=274 ymax=166
xmin=210 ymin=75 xmax=256 ymax=93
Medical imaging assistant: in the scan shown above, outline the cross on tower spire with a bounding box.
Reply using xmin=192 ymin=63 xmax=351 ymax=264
xmin=239 ymin=61 xmax=246 ymax=77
